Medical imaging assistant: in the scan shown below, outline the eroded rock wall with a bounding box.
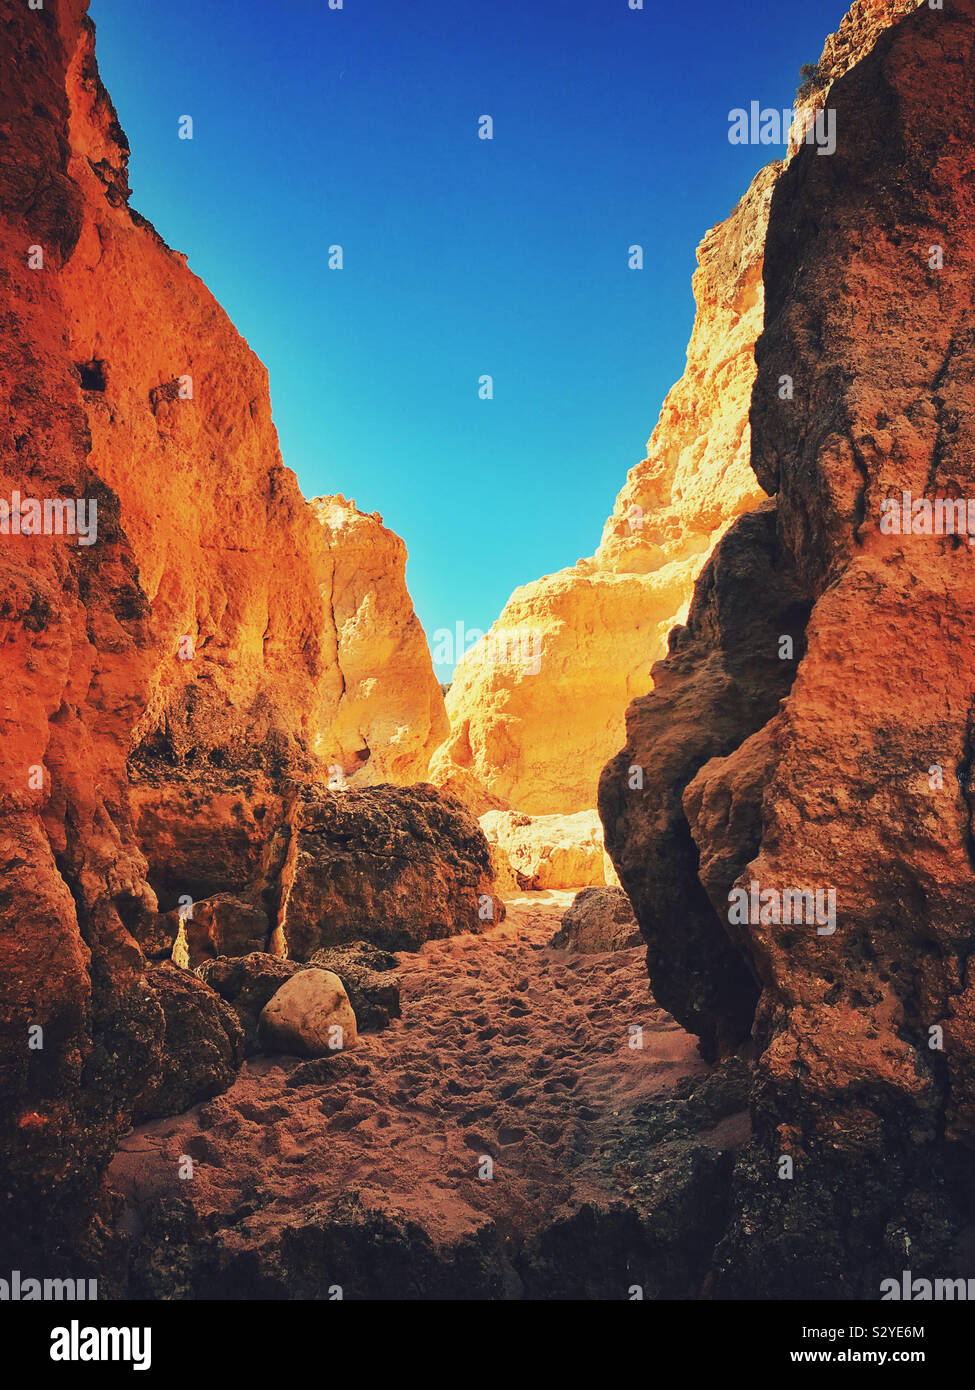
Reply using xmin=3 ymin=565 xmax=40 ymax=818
xmin=0 ymin=0 xmax=166 ymax=1267
xmin=602 ymin=0 xmax=975 ymax=1296
xmin=430 ymin=165 xmax=774 ymax=815
xmin=0 ymin=0 xmax=468 ymax=1268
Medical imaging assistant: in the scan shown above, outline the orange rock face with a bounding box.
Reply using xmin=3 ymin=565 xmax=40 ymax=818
xmin=602 ymin=0 xmax=975 ymax=1296
xmin=429 ymin=165 xmax=774 ymax=815
xmin=0 ymin=0 xmax=164 ymax=1263
xmin=312 ymin=495 xmax=448 ymax=787
xmin=61 ymin=17 xmax=338 ymax=777
xmin=0 ymin=0 xmax=469 ymax=1266
xmin=431 ymin=0 xmax=925 ymax=823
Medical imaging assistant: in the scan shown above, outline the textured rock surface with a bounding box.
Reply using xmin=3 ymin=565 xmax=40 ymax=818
xmin=0 ymin=0 xmax=459 ymax=1267
xmin=603 ymin=0 xmax=975 ymax=1296
xmin=259 ymin=970 xmax=358 ymax=1058
xmin=275 ymin=785 xmax=504 ymax=957
xmin=133 ymin=963 xmax=244 ymax=1123
xmin=1 ymin=0 xmax=950 ymax=1302
xmin=196 ymin=953 xmax=301 ymax=1057
xmin=549 ymin=887 xmax=643 ymax=954
xmin=479 ymin=809 xmax=613 ymax=891
xmin=307 ymin=943 xmax=401 ymax=1031
xmin=170 ymin=892 xmax=270 ymax=970
xmin=312 ymin=495 xmax=448 ymax=787
xmin=0 ymin=0 xmax=165 ymax=1265
xmin=601 ymin=502 xmax=810 ymax=1059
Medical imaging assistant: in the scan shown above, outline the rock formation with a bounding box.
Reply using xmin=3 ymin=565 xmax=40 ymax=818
xmin=480 ymin=808 xmax=618 ymax=891
xmin=197 ymin=953 xmax=302 ymax=1056
xmin=602 ymin=0 xmax=975 ymax=1296
xmin=312 ymin=495 xmax=449 ymax=787
xmin=3 ymin=0 xmax=960 ymax=1306
xmin=549 ymin=887 xmax=643 ymax=954
xmin=430 ymin=0 xmax=925 ymax=822
xmin=0 ymin=0 xmax=484 ymax=1271
xmin=306 ymin=942 xmax=401 ymax=1031
xmin=274 ymin=784 xmax=503 ymax=956
xmin=133 ymin=963 xmax=245 ymax=1124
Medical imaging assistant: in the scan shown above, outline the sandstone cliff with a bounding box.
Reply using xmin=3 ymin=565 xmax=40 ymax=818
xmin=0 ymin=0 xmax=473 ymax=1270
xmin=602 ymin=0 xmax=975 ymax=1296
xmin=430 ymin=165 xmax=772 ymax=815
xmin=312 ymin=495 xmax=448 ymax=787
xmin=431 ymin=0 xmax=924 ymax=820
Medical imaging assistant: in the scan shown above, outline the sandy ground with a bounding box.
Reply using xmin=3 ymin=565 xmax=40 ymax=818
xmin=110 ymin=891 xmax=706 ymax=1260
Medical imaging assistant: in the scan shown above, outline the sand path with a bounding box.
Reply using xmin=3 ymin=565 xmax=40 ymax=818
xmin=111 ymin=891 xmax=705 ymax=1261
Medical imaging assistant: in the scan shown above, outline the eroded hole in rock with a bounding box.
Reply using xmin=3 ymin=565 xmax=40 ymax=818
xmin=76 ymin=358 xmax=106 ymax=391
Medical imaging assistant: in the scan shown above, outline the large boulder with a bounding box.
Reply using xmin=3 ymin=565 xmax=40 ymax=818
xmin=133 ymin=964 xmax=244 ymax=1123
xmin=274 ymin=784 xmax=503 ymax=956
xmin=479 ymin=809 xmax=613 ymax=890
xmin=549 ymin=887 xmax=643 ymax=953
xmin=259 ymin=970 xmax=358 ymax=1058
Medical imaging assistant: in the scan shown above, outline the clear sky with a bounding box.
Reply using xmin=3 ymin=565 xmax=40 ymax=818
xmin=88 ymin=0 xmax=853 ymax=679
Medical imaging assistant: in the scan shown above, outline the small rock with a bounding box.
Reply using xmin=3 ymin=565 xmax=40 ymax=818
xmin=549 ymin=886 xmax=643 ymax=953
xmin=259 ymin=970 xmax=358 ymax=1057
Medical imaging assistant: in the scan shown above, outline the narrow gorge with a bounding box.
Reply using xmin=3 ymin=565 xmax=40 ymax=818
xmin=2 ymin=0 xmax=974 ymax=1310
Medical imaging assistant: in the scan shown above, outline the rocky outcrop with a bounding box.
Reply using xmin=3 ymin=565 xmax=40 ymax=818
xmin=133 ymin=964 xmax=245 ymax=1124
xmin=429 ymin=163 xmax=775 ymax=815
xmin=275 ymin=785 xmax=503 ymax=956
xmin=480 ymin=809 xmax=617 ymax=891
xmin=312 ymin=496 xmax=448 ymax=787
xmin=0 ymin=0 xmax=471 ymax=1269
xmin=169 ymin=892 xmax=270 ymax=969
xmin=0 ymin=0 xmax=165 ymax=1266
xmin=600 ymin=502 xmax=810 ymax=1059
xmin=549 ymin=887 xmax=643 ymax=954
xmin=602 ymin=0 xmax=975 ymax=1296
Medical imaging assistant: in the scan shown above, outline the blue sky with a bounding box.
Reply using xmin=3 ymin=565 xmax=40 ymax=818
xmin=88 ymin=0 xmax=853 ymax=679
